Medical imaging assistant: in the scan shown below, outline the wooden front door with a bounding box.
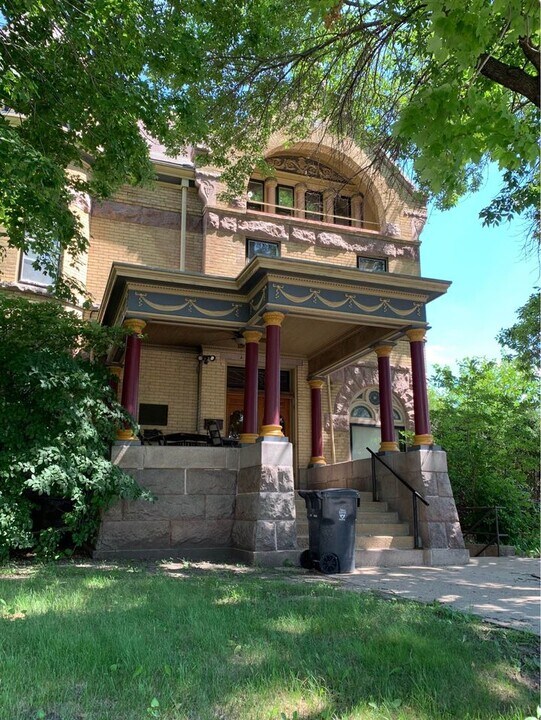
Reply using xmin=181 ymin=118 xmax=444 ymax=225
xmin=226 ymin=390 xmax=291 ymax=439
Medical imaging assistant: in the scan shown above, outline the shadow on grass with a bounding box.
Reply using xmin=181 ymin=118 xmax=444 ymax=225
xmin=0 ymin=561 xmax=538 ymax=720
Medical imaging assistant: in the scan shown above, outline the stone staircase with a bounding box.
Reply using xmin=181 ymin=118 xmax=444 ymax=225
xmin=295 ymin=493 xmax=425 ymax=567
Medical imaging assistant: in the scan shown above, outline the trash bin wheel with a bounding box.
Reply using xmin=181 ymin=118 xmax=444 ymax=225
xmin=299 ymin=549 xmax=314 ymax=569
xmin=319 ymin=552 xmax=340 ymax=574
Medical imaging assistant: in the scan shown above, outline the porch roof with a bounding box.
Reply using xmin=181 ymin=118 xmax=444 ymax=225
xmin=99 ymin=258 xmax=450 ymax=375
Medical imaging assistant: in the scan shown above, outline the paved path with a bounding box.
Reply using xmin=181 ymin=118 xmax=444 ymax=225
xmin=330 ymin=557 xmax=540 ymax=634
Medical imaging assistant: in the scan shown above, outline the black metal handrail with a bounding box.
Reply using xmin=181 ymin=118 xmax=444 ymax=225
xmin=456 ymin=506 xmax=508 ymax=557
xmin=367 ymin=448 xmax=429 ymax=549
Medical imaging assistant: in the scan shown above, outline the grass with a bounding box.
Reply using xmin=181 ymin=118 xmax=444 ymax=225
xmin=0 ymin=561 xmax=538 ymax=720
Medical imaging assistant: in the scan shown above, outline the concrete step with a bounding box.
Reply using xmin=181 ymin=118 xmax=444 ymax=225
xmin=357 ymin=522 xmax=411 ymax=536
xmin=296 ymin=533 xmax=414 ymax=551
xmin=356 ymin=535 xmax=415 ymax=550
xmin=355 ymin=549 xmax=424 ymax=567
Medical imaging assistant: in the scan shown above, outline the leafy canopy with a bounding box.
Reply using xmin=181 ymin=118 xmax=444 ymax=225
xmin=497 ymin=290 xmax=540 ymax=379
xmin=430 ymin=357 xmax=539 ymax=553
xmin=0 ymin=295 xmax=145 ymax=558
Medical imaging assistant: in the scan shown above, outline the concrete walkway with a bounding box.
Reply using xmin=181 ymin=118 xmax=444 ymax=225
xmin=331 ymin=557 xmax=540 ymax=634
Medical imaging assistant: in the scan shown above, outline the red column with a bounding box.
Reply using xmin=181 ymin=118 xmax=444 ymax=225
xmin=375 ymin=344 xmax=399 ymax=452
xmin=117 ymin=318 xmax=146 ymax=441
xmin=309 ymin=379 xmax=326 ymax=465
xmin=406 ymin=328 xmax=434 ymax=446
xmin=240 ymin=330 xmax=262 ymax=444
xmin=261 ymin=311 xmax=285 ymax=437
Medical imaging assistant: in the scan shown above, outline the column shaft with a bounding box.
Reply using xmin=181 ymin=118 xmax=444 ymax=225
xmin=261 ymin=312 xmax=285 ymax=437
xmin=240 ymin=331 xmax=262 ymax=444
xmin=117 ymin=319 xmax=146 ymax=441
xmin=375 ymin=345 xmax=399 ymax=452
xmin=309 ymin=379 xmax=326 ymax=465
xmin=406 ymin=329 xmax=434 ymax=445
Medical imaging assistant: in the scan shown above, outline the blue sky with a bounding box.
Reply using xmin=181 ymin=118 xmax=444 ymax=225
xmin=419 ymin=167 xmax=539 ymax=375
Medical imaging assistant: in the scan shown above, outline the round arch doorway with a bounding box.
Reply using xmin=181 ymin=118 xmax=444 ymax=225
xmin=349 ymin=387 xmax=406 ymax=460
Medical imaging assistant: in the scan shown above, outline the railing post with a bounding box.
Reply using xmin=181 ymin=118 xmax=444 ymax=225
xmin=413 ymin=495 xmax=420 ymax=549
xmin=495 ymin=507 xmax=501 ymax=557
xmin=371 ymin=453 xmax=377 ymax=502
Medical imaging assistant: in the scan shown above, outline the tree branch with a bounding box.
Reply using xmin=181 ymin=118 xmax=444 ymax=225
xmin=519 ymin=36 xmax=540 ymax=73
xmin=478 ymin=53 xmax=540 ymax=108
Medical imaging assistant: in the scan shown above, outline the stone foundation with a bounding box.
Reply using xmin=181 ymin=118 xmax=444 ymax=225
xmin=95 ymin=442 xmax=297 ymax=565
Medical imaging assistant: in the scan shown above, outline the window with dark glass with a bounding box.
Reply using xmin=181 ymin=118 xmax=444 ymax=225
xmin=227 ymin=366 xmax=291 ymax=393
xmin=275 ymin=185 xmax=294 ymax=215
xmin=246 ymin=239 xmax=281 ymax=259
xmin=247 ymin=179 xmax=265 ymax=211
xmin=19 ymin=243 xmax=60 ymax=287
xmin=334 ymin=195 xmax=351 ymax=225
xmin=139 ymin=403 xmax=168 ymax=426
xmin=357 ymin=256 xmax=387 ymax=273
xmin=305 ymin=191 xmax=323 ymax=221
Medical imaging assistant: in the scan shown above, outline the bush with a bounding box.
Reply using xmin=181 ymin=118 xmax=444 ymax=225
xmin=0 ymin=295 xmax=146 ymax=559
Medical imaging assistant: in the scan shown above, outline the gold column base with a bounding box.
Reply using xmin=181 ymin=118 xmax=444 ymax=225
xmin=413 ymin=433 xmax=434 ymax=446
xmin=379 ymin=441 xmax=399 ymax=452
xmin=260 ymin=424 xmax=284 ymax=437
xmin=239 ymin=433 xmax=259 ymax=444
xmin=116 ymin=428 xmax=137 ymax=441
xmin=309 ymin=456 xmax=327 ymax=466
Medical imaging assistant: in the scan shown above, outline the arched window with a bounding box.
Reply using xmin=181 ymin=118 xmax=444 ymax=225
xmin=349 ymin=387 xmax=407 ymax=460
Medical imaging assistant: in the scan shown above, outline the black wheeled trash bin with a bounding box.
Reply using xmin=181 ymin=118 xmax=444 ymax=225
xmin=298 ymin=488 xmax=360 ymax=574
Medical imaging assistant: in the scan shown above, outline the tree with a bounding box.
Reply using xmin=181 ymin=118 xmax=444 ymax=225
xmin=0 ymin=0 xmax=205 ymax=299
xmin=0 ymin=295 xmax=146 ymax=558
xmin=430 ymin=358 xmax=539 ymax=553
xmin=177 ymin=0 xmax=539 ymax=244
xmin=497 ymin=291 xmax=540 ymax=379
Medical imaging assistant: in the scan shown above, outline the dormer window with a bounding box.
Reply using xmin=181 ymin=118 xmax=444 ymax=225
xmin=276 ymin=185 xmax=294 ymax=215
xmin=247 ymin=179 xmax=265 ymax=211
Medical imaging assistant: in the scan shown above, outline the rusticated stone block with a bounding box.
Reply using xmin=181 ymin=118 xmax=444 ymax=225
xmin=206 ymin=494 xmax=235 ymax=519
xmin=186 ymin=469 xmax=236 ymax=495
xmin=437 ymin=474 xmax=453 ymax=497
xmin=277 ymin=468 xmax=294 ymax=492
xmin=254 ymin=521 xmax=276 ymax=551
xmin=275 ymin=521 xmax=297 ymax=550
xmin=130 ymin=469 xmax=185 ymax=494
xmin=258 ymin=492 xmax=295 ymax=521
xmin=425 ymin=497 xmax=459 ymax=523
xmin=237 ymin=466 xmax=279 ymax=493
xmin=123 ymin=494 xmax=205 ymax=521
xmin=423 ymin=522 xmax=448 ymax=548
xmin=97 ymin=521 xmax=169 ymax=551
xmin=102 ymin=499 xmax=123 ymax=521
xmin=170 ymin=519 xmax=233 ymax=547
xmin=232 ymin=521 xmax=255 ymax=550
xmin=447 ymin=521 xmax=466 ymax=549
xmin=234 ymin=493 xmax=260 ymax=521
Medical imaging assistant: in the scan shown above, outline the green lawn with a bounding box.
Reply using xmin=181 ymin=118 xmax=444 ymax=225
xmin=0 ymin=562 xmax=538 ymax=720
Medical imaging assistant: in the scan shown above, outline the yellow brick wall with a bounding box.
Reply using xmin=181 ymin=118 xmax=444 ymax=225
xmin=198 ymin=353 xmax=227 ymax=433
xmin=0 ymin=238 xmax=20 ymax=282
xmin=294 ymin=362 xmax=312 ymax=470
xmin=138 ymin=346 xmax=198 ymax=433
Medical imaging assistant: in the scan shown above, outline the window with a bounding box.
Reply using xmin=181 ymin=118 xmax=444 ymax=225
xmin=19 ymin=244 xmax=59 ymax=287
xmin=247 ymin=179 xmax=265 ymax=211
xmin=227 ymin=366 xmax=291 ymax=392
xmin=350 ymin=404 xmax=373 ymax=419
xmin=357 ymin=256 xmax=387 ymax=273
xmin=305 ymin=191 xmax=323 ymax=221
xmin=246 ymin=239 xmax=280 ymax=259
xmin=139 ymin=403 xmax=168 ymax=426
xmin=275 ymin=185 xmax=294 ymax=215
xmin=334 ymin=196 xmax=351 ymax=226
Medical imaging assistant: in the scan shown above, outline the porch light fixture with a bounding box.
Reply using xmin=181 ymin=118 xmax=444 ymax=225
xmin=197 ymin=354 xmax=216 ymax=364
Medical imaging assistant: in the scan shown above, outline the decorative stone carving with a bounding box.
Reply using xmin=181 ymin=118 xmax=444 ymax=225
xmin=230 ymin=195 xmax=247 ymax=210
xmin=384 ymin=222 xmax=401 ymax=237
xmin=404 ymin=209 xmax=428 ymax=241
xmin=267 ymin=155 xmax=348 ymax=183
xmin=291 ymin=226 xmax=316 ymax=244
xmin=195 ymin=170 xmax=220 ymax=206
xmin=70 ymin=190 xmax=91 ymax=214
xmin=237 ymin=219 xmax=288 ymax=240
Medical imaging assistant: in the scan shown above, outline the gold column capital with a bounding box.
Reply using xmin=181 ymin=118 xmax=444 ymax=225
xmin=374 ymin=343 xmax=395 ymax=358
xmin=406 ymin=328 xmax=427 ymax=343
xmin=243 ymin=330 xmax=263 ymax=344
xmin=308 ymin=379 xmax=325 ymax=390
xmin=123 ymin=318 xmax=146 ymax=335
xmin=263 ymin=311 xmax=285 ymax=328
xmin=108 ymin=365 xmax=122 ymax=378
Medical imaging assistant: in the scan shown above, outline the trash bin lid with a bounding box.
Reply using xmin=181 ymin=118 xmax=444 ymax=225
xmin=319 ymin=488 xmax=360 ymax=498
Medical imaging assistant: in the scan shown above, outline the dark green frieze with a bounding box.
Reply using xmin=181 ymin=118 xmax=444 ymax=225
xmin=127 ymin=290 xmax=251 ymax=323
xmin=268 ymin=283 xmax=426 ymax=321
